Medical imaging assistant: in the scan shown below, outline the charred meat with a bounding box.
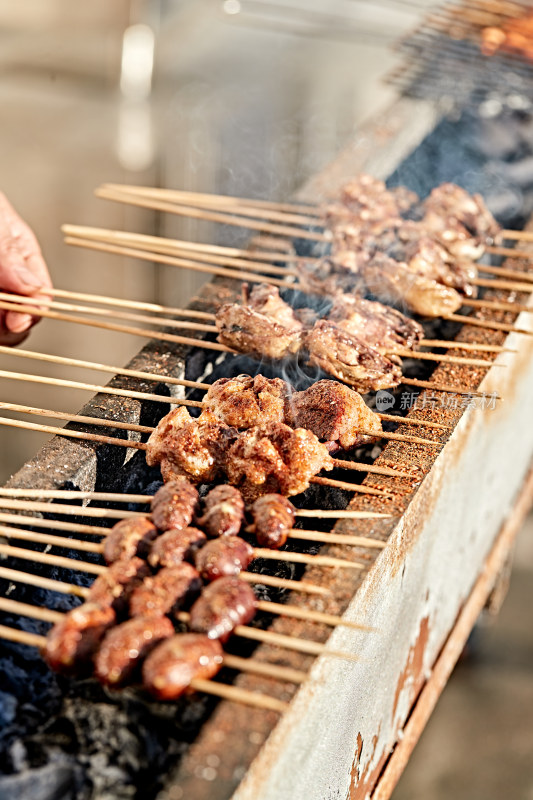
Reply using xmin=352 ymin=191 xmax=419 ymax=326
xmin=142 ymin=633 xmax=224 ymax=700
xmin=43 ymin=603 xmax=115 ymax=676
xmin=203 ymin=374 xmax=288 ymax=429
xmin=147 ymin=407 xmax=237 ymax=484
xmin=328 ymin=293 xmax=424 ymax=351
xmin=361 ymin=254 xmax=464 ymax=317
xmin=195 ymin=536 xmax=254 ymax=582
xmin=95 ymin=615 xmax=174 ymax=687
xmin=103 ymin=517 xmax=159 ymax=565
xmin=285 ymin=379 xmax=382 ymax=451
xmin=196 ymin=484 xmax=245 ymax=538
xmin=150 ymin=478 xmax=199 ymax=532
xmin=215 ymin=303 xmax=302 ymax=361
xmin=148 ymin=527 xmax=207 ymax=569
xmin=250 ymin=494 xmax=296 ymax=549
xmin=87 ymin=557 xmax=151 ymax=615
xmin=129 ymin=563 xmax=202 ymax=618
xmin=305 ymin=320 xmax=403 ymax=393
xmin=225 ymin=421 xmax=333 ymax=502
xmin=189 ymin=576 xmax=257 ymax=643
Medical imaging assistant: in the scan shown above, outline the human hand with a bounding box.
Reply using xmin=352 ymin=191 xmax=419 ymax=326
xmin=0 ymin=192 xmax=52 ymax=345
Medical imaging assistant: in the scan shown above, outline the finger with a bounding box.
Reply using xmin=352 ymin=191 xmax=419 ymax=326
xmin=5 ymin=309 xmax=36 ymax=334
xmin=0 ymin=193 xmax=52 ymax=295
xmin=0 ymin=309 xmax=30 ymax=346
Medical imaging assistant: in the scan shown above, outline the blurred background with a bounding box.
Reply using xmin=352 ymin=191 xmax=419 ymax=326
xmin=0 ymin=1 xmax=531 ymax=798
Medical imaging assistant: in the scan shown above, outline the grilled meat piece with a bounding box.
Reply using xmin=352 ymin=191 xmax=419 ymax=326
xmin=246 ymin=283 xmax=303 ymax=331
xmin=423 ymin=183 xmax=500 ymax=249
xmin=150 ymin=478 xmax=200 ymax=532
xmin=225 ymin=421 xmax=333 ymax=502
xmin=148 ymin=527 xmax=206 ymax=569
xmin=189 ymin=576 xmax=257 ymax=643
xmin=87 ymin=557 xmax=151 ymax=614
xmin=361 ymin=255 xmax=463 ymax=317
xmin=203 ymin=374 xmax=288 ymax=429
xmin=146 ymin=406 xmax=193 ymax=466
xmin=215 ymin=303 xmax=303 ymax=360
xmin=250 ymin=494 xmax=296 ymax=549
xmin=103 ymin=517 xmax=159 ymax=565
xmin=196 ymin=484 xmax=245 ymax=538
xmin=148 ymin=408 xmax=237 ymax=484
xmin=297 ymin=256 xmax=362 ymax=297
xmin=285 ymin=379 xmax=382 ymax=451
xmin=337 ymin=174 xmax=418 ymax=222
xmin=328 ymin=294 xmax=424 ymax=351
xmin=142 ymin=633 xmax=224 ymax=700
xmin=305 ymin=320 xmax=403 ymax=393
xmin=129 ymin=563 xmax=202 ymax=618
xmin=95 ymin=615 xmax=174 ymax=687
xmin=44 ymin=603 xmax=115 ymax=676
xmin=195 ymin=536 xmax=254 ymax=581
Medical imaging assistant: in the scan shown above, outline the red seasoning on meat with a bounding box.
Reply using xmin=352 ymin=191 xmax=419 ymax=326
xmin=189 ymin=576 xmax=257 ymax=642
xmin=142 ymin=633 xmax=224 ymax=701
xmin=251 ymin=494 xmax=296 ymax=549
xmin=129 ymin=563 xmax=202 ymax=618
xmin=103 ymin=517 xmax=158 ymax=565
xmin=203 ymin=373 xmax=288 ymax=429
xmin=44 ymin=602 xmax=116 ymax=676
xmin=195 ymin=536 xmax=254 ymax=582
xmin=95 ymin=615 xmax=174 ymax=687
xmin=196 ymin=484 xmax=245 ymax=538
xmin=150 ymin=478 xmax=199 ymax=531
xmin=148 ymin=527 xmax=207 ymax=569
xmin=87 ymin=557 xmax=151 ymax=614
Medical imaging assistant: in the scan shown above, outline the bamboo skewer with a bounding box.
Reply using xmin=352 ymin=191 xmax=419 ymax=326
xmin=0 ymin=345 xmax=451 ymax=430
xmin=0 ymin=511 xmax=389 ymax=549
xmin=0 ymin=296 xmax=237 ymax=352
xmin=65 ymin=233 xmax=533 ymax=323
xmin=0 ymin=368 xmax=202 ymax=408
xmin=100 ymin=184 xmax=320 ymax=217
xmin=93 ymin=187 xmax=533 ymax=285
xmin=0 ymin=599 xmax=301 ymax=704
xmin=0 ymin=567 xmax=361 ymax=662
xmin=64 ymin=223 xmax=533 ymax=283
xmin=0 ymin=389 xmax=445 ymax=449
xmin=0 ymin=541 xmax=327 ymax=596
xmin=0 ymin=345 xmax=210 ymax=391
xmin=0 ymin=525 xmax=365 ymax=572
xmin=501 ymin=229 xmax=533 ymax=243
xmin=95 ymin=186 xmax=331 ymax=242
xmin=0 ymin=495 xmax=390 ymax=521
xmin=0 ymin=401 xmax=410 ymax=479
xmin=0 ymin=291 xmax=501 ymax=368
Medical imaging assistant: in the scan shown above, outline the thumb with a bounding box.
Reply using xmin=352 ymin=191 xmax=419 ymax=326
xmin=0 ymin=222 xmax=43 ymax=297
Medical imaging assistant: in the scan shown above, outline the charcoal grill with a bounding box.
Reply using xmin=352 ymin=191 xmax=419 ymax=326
xmin=1 ymin=94 xmax=533 ymax=800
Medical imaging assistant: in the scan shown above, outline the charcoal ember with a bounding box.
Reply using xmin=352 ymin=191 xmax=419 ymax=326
xmin=44 ymin=604 xmax=116 ymax=677
xmin=87 ymin=557 xmax=151 ymax=615
xmin=129 ymin=564 xmax=203 ymax=618
xmin=95 ymin=616 xmax=174 ymax=687
xmin=150 ymin=479 xmax=199 ymax=532
xmin=194 ymin=536 xmax=254 ymax=581
xmin=148 ymin=528 xmax=207 ymax=569
xmin=103 ymin=518 xmax=158 ymax=565
xmin=251 ymin=494 xmax=296 ymax=549
xmin=143 ymin=634 xmax=224 ymax=701
xmin=189 ymin=576 xmax=257 ymax=643
xmin=196 ymin=484 xmax=245 ymax=537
